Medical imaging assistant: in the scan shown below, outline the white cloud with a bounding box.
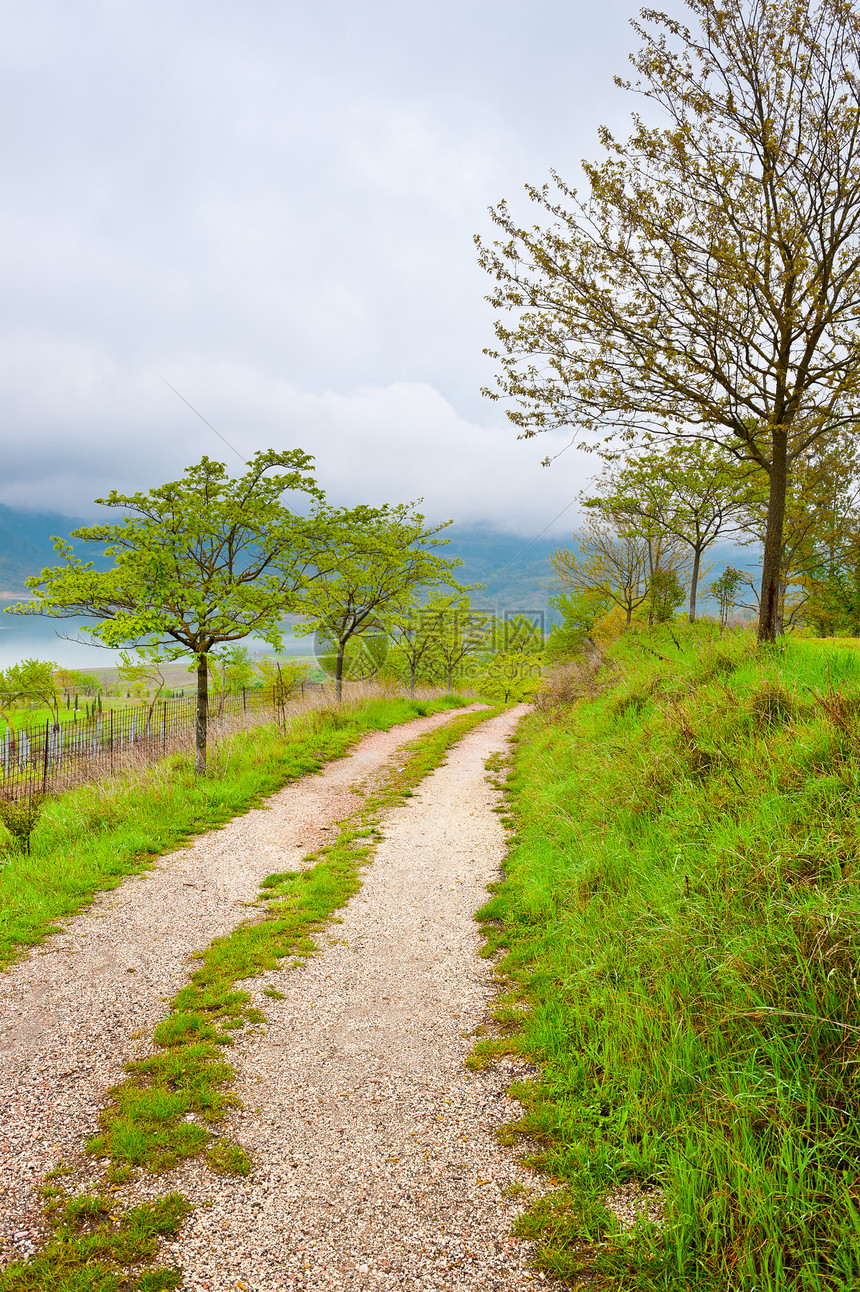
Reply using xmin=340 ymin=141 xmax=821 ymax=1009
xmin=1 ymin=343 xmax=589 ymax=537
xmin=0 ymin=0 xmax=637 ymax=540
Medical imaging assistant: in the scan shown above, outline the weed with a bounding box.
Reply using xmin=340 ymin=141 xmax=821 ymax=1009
xmin=205 ymin=1142 xmax=252 ymax=1176
xmin=0 ymin=786 xmax=44 ymax=858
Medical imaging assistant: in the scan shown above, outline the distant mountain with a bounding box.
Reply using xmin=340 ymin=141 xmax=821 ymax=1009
xmin=0 ymin=505 xmax=92 ymax=594
xmin=442 ymin=525 xmax=564 ymax=628
xmin=0 ymin=507 xmax=565 ymax=613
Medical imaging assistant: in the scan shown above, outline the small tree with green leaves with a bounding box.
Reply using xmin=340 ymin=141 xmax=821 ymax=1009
xmin=0 ymin=782 xmax=44 ymax=857
xmin=0 ymin=660 xmax=61 ymax=733
xmin=546 ymin=587 xmax=613 ymax=659
xmin=297 ymin=503 xmax=461 ymax=702
xmin=7 ymin=451 xmax=324 ymax=773
xmin=426 ymin=596 xmax=492 ymax=690
xmin=648 ymin=568 xmax=687 ymax=625
xmin=710 ymin=566 xmax=745 ymax=633
xmin=585 ymin=444 xmax=755 ymax=620
xmin=117 ymin=646 xmax=170 ymax=726
xmin=387 ymin=608 xmax=440 ymax=697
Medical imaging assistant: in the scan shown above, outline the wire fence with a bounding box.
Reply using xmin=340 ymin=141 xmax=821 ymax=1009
xmin=0 ymin=684 xmax=322 ymax=803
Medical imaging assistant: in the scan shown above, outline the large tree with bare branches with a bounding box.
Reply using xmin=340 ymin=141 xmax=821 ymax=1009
xmin=478 ymin=0 xmax=860 ymax=641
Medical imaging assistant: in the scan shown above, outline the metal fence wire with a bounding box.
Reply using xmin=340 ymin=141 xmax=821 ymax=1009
xmin=0 ymin=686 xmax=309 ymax=802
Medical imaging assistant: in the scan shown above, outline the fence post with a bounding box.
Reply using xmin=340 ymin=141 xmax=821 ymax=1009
xmin=242 ymin=687 xmax=247 ymax=713
xmin=110 ymin=708 xmax=114 ymax=773
xmin=42 ymin=720 xmax=50 ymax=795
xmin=162 ymin=700 xmax=166 ymax=753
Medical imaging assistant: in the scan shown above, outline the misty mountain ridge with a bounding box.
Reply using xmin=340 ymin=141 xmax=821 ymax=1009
xmin=0 ymin=508 xmax=756 ymax=651
xmin=0 ymin=507 xmax=565 ymax=612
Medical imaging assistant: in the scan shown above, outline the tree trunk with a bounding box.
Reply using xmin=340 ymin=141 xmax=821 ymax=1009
xmin=335 ymin=642 xmax=345 ymax=704
xmin=689 ymin=547 xmax=701 ymax=622
xmin=410 ymin=660 xmax=416 ymax=698
xmin=195 ymin=653 xmax=208 ymax=775
xmin=758 ymin=439 xmax=787 ymax=643
xmin=447 ymin=665 xmax=453 ymax=690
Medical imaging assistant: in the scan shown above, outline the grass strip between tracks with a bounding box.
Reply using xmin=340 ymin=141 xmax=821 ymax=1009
xmin=0 ymin=702 xmax=501 ymax=1292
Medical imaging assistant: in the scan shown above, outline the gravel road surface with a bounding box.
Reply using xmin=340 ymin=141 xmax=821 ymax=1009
xmin=0 ymin=703 xmax=556 ymax=1291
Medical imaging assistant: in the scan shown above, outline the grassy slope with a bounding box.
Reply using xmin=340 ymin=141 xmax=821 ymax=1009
xmin=482 ymin=625 xmax=860 ymax=1291
xmin=0 ymin=695 xmax=467 ymax=970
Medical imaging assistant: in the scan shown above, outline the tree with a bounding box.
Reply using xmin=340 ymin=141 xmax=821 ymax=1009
xmin=426 ymin=596 xmax=492 ymax=690
xmin=648 ymin=568 xmax=687 ymax=623
xmin=0 ymin=659 xmax=61 ymax=735
xmin=474 ymin=613 xmax=545 ymax=701
xmin=586 ymin=443 xmax=753 ymax=620
xmin=709 ymin=566 xmax=745 ymax=632
xmin=551 ymin=513 xmax=651 ymax=629
xmin=476 ymin=651 xmax=544 ymax=703
xmin=8 ymin=451 xmax=324 ymax=773
xmin=478 ymin=0 xmax=860 ymax=642
xmin=255 ymin=657 xmax=313 ymax=706
xmin=297 ymin=503 xmax=461 ymax=702
xmin=735 ymin=433 xmax=860 ymax=632
xmin=117 ymin=646 xmax=170 ymax=723
xmin=546 ymin=586 xmax=614 ymax=658
xmin=208 ymin=645 xmax=258 ymax=715
xmin=388 ymin=605 xmax=445 ymax=698
xmin=54 ymin=667 xmax=100 ymax=706
xmin=787 ymin=440 xmax=860 ymax=633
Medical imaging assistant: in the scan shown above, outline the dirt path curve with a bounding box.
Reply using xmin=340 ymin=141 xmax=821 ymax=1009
xmin=137 ymin=705 xmax=552 ymax=1292
xmin=0 ymin=704 xmax=486 ymax=1266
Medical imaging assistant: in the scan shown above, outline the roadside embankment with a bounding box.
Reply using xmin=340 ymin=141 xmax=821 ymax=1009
xmin=480 ymin=625 xmax=860 ymax=1290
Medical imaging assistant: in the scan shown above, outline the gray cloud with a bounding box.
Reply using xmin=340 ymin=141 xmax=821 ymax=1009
xmin=1 ymin=0 xmax=641 ymax=534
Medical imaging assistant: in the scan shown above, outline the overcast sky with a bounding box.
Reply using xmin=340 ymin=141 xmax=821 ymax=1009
xmin=1 ymin=0 xmax=646 ymax=537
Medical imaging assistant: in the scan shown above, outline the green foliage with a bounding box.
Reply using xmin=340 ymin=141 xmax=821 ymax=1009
xmin=476 ymin=651 xmax=543 ymax=703
xmin=0 ymin=785 xmax=44 ymax=858
xmin=54 ymin=667 xmax=100 ymax=700
xmin=319 ymin=635 xmax=390 ymax=683
xmin=296 ymin=501 xmax=462 ymax=700
xmin=547 ymin=588 xmax=612 ymax=659
xmin=481 ymin=623 xmax=860 ymax=1288
xmin=585 ymin=444 xmax=756 ymax=620
xmin=7 ymin=450 xmax=323 ymax=771
xmin=647 ymin=567 xmax=685 ymax=623
xmin=709 ymin=565 xmax=744 ymax=630
xmin=254 ymin=657 xmax=314 ymax=703
xmin=0 ymin=659 xmax=61 ymax=728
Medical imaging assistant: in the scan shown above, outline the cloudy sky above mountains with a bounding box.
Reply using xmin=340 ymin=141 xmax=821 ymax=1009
xmin=1 ymin=0 xmax=642 ymax=536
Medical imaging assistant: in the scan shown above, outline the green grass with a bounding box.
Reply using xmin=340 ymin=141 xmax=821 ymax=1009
xmin=0 ymin=694 xmax=469 ymax=970
xmin=479 ymin=623 xmax=860 ymax=1290
xmin=0 ymin=700 xmax=497 ymax=1290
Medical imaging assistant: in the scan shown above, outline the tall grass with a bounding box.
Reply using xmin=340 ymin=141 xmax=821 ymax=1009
xmin=0 ymin=694 xmax=468 ymax=970
xmin=482 ymin=623 xmax=860 ymax=1290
